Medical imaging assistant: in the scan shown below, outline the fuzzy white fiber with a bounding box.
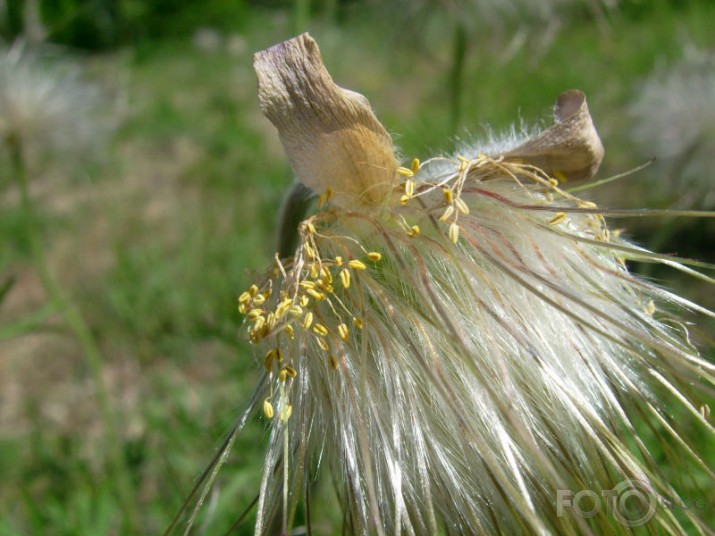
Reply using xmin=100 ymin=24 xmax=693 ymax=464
xmin=176 ymin=37 xmax=714 ymax=536
xmin=228 ymin=154 xmax=715 ymax=535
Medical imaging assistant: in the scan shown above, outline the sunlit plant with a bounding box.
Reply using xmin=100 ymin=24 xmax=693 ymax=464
xmin=174 ymin=34 xmax=714 ymax=535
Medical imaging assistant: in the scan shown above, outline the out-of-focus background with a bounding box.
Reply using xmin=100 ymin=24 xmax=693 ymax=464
xmin=0 ymin=0 xmax=713 ymax=533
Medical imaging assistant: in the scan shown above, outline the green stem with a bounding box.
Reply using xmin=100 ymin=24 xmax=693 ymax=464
xmin=449 ymin=20 xmax=467 ymax=137
xmin=7 ymin=135 xmax=140 ymax=533
xmin=294 ymin=0 xmax=310 ymax=33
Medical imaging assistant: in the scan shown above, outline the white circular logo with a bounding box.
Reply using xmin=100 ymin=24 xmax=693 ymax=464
xmin=611 ymin=479 xmax=658 ymax=527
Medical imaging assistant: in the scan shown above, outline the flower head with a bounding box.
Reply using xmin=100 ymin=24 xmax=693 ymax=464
xmin=630 ymin=47 xmax=715 ymax=208
xmin=179 ymin=35 xmax=714 ymax=535
xmin=0 ymin=41 xmax=110 ymax=157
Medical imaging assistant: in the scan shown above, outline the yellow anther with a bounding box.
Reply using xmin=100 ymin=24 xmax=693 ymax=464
xmin=300 ymin=280 xmax=317 ymax=290
xmin=442 ymin=188 xmax=453 ymax=203
xmin=248 ymin=284 xmax=259 ymax=296
xmin=316 ymin=337 xmax=329 ymax=351
xmin=407 ymin=225 xmax=420 ymax=237
xmin=548 ymin=177 xmax=559 ymax=186
xmin=289 ymin=305 xmax=303 ymax=317
xmin=313 ymin=323 xmax=329 ymax=337
xmin=457 ymin=155 xmax=470 ymax=172
xmin=612 ymin=229 xmax=623 ymax=239
xmin=299 ymin=295 xmax=309 ymax=307
xmin=340 ymin=269 xmax=351 ymax=289
xmin=353 ymin=317 xmax=363 ymax=330
xmin=306 ymin=222 xmax=316 ymax=234
xmin=645 ymin=300 xmax=656 ymax=316
xmin=400 ymin=194 xmax=411 ymax=205
xmin=404 ymin=179 xmax=415 ymax=197
xmin=303 ymin=312 xmax=314 ymax=329
xmin=252 ymin=294 xmax=266 ymax=306
xmin=455 ymin=197 xmax=469 ymax=215
xmin=263 ymin=399 xmax=274 ymax=419
xmin=279 ymin=404 xmax=293 ymax=423
xmin=578 ymin=201 xmax=598 ymax=209
xmin=279 ymin=369 xmax=288 ymax=382
xmin=239 ymin=291 xmax=252 ymax=304
xmin=304 ymin=243 xmax=316 ymax=260
xmin=328 ymin=354 xmax=339 ymax=370
xmin=367 ymin=252 xmax=382 ymax=262
xmin=320 ymin=266 xmax=333 ymax=283
xmin=411 ymin=158 xmax=421 ymax=173
xmin=309 ymin=263 xmax=320 ymax=279
xmin=264 ymin=349 xmax=277 ymax=371
xmin=238 ymin=303 xmax=247 ymax=314
xmin=284 ymin=365 xmax=297 ymax=378
xmin=338 ymin=323 xmax=349 ymax=341
xmin=397 ymin=166 xmax=414 ymax=177
xmin=275 ymin=298 xmax=293 ymax=318
xmin=306 ymin=288 xmax=326 ymax=300
xmin=548 ymin=212 xmax=567 ymax=226
xmin=334 ymin=256 xmax=343 ymax=266
xmin=265 ymin=312 xmax=276 ymax=330
xmin=284 ymin=324 xmax=295 ymax=339
xmin=439 ymin=205 xmax=455 ymax=222
xmin=252 ymin=315 xmax=266 ymax=331
xmin=247 ymin=309 xmax=263 ymax=320
xmin=318 ymin=282 xmax=334 ymax=293
xmin=318 ymin=187 xmax=334 ymax=208
xmin=448 ymin=223 xmax=460 ymax=244
xmin=349 ymin=259 xmax=367 ymax=270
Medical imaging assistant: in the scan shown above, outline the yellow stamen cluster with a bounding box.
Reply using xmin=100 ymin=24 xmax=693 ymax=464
xmin=239 ymin=222 xmax=385 ymax=381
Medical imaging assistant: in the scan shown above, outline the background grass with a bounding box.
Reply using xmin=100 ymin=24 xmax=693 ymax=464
xmin=1 ymin=1 xmax=714 ymax=534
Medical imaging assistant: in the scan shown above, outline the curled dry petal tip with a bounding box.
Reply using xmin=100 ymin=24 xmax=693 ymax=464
xmin=504 ymin=89 xmax=604 ymax=180
xmin=253 ymin=33 xmax=399 ymax=208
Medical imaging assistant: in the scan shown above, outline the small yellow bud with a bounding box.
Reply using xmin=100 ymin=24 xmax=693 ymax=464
xmin=411 ymin=158 xmax=420 ymax=173
xmin=353 ymin=317 xmax=363 ymax=330
xmin=442 ymin=188 xmax=453 ymax=203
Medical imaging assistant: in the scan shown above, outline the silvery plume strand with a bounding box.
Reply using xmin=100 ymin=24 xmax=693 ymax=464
xmin=0 ymin=41 xmax=109 ymax=157
xmin=177 ymin=35 xmax=714 ymax=535
xmin=630 ymin=47 xmax=715 ymax=209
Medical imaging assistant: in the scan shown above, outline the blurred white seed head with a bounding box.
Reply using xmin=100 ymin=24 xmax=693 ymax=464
xmin=630 ymin=47 xmax=715 ymax=208
xmin=0 ymin=41 xmax=112 ymax=158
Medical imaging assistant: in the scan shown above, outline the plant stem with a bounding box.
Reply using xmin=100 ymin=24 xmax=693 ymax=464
xmin=7 ymin=134 xmax=140 ymax=533
xmin=449 ymin=20 xmax=467 ymax=137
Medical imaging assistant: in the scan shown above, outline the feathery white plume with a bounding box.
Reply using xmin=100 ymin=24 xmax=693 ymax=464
xmin=174 ymin=34 xmax=714 ymax=536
